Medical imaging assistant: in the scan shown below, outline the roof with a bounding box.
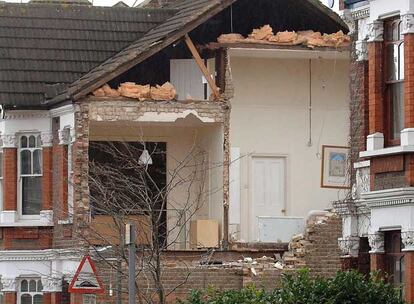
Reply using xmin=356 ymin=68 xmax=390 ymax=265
xmin=48 ymin=0 xmax=235 ymax=106
xmin=0 ymin=0 xmax=348 ymax=109
xmin=0 ymin=2 xmax=176 ymax=108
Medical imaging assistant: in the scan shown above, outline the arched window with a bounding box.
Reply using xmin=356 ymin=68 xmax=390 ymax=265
xmin=19 ymin=134 xmax=42 ymax=217
xmin=18 ymin=279 xmax=43 ymax=304
xmin=384 ymin=18 xmax=405 ymax=144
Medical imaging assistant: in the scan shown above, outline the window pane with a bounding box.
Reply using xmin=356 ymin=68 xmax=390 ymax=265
xmin=33 ymin=150 xmax=42 ymax=175
xmin=391 ymin=83 xmax=405 ymax=139
xmin=37 ymin=280 xmax=43 ymax=292
xmin=20 ymin=136 xmax=27 ymax=148
xmin=399 ymin=42 xmax=404 ymax=80
xmin=21 ymin=280 xmax=28 ymax=292
xmin=22 ymin=177 xmax=42 ymax=215
xmin=29 ymin=280 xmax=36 ymax=292
xmin=36 ymin=135 xmax=42 ymax=148
xmin=393 ymin=21 xmax=400 ymax=40
xmin=34 ymin=294 xmax=43 ymax=304
xmin=29 ymin=136 xmax=36 ymax=148
xmin=21 ymin=294 xmax=32 ymax=304
xmin=21 ymin=150 xmax=31 ymax=175
xmin=387 ymin=44 xmax=399 ymax=81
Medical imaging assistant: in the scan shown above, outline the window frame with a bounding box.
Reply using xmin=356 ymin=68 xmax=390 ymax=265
xmin=385 ymin=230 xmax=405 ymax=299
xmin=18 ymin=134 xmax=43 ymax=220
xmin=17 ymin=278 xmax=43 ymax=304
xmin=384 ymin=17 xmax=405 ymax=146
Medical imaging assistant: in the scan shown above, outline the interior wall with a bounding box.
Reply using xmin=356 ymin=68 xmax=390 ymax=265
xmin=229 ymin=56 xmax=350 ymax=241
xmin=89 ymin=121 xmax=223 ymax=249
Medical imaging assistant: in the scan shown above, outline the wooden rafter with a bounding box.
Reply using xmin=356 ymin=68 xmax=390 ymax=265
xmin=184 ymin=34 xmax=221 ymax=100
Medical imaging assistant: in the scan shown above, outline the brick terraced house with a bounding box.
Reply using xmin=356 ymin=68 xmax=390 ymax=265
xmin=0 ymin=0 xmax=350 ymax=303
xmin=337 ymin=0 xmax=414 ymax=302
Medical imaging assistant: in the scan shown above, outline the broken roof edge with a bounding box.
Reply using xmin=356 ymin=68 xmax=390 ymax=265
xmin=43 ymin=0 xmax=236 ymax=108
xmin=43 ymin=0 xmax=348 ymax=109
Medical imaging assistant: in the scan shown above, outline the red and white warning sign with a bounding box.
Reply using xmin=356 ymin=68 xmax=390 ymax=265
xmin=69 ymin=255 xmax=105 ymax=294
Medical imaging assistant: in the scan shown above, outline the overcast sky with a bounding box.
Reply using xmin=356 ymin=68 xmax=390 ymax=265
xmin=5 ymin=0 xmax=145 ymax=6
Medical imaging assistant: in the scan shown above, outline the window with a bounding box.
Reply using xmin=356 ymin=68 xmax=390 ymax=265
xmin=385 ymin=231 xmax=405 ymax=299
xmin=19 ymin=135 xmax=42 ymax=217
xmin=384 ymin=18 xmax=405 ymax=144
xmin=18 ymin=279 xmax=43 ymax=304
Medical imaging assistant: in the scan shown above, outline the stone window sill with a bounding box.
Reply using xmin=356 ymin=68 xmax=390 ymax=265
xmin=360 ymin=145 xmax=414 ymax=158
xmin=0 ymin=210 xmax=53 ymax=227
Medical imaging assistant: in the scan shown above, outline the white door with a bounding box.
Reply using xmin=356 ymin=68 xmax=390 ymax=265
xmin=251 ymin=156 xmax=286 ymax=241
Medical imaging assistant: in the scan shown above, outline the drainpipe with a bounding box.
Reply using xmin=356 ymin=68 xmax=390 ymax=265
xmin=307 ymin=59 xmax=313 ymax=147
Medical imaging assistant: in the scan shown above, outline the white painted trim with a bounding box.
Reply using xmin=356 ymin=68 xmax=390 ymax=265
xmin=360 ymin=145 xmax=414 ymax=158
xmin=354 ymin=160 xmax=370 ymax=169
xmin=0 ymin=249 xmax=79 ymax=261
xmin=366 ymin=132 xmax=384 ymax=151
xmin=0 ymin=210 xmax=18 ymax=224
xmin=49 ymin=105 xmax=75 ymax=117
xmin=3 ymin=111 xmax=49 ymax=120
xmin=361 ymin=187 xmax=414 ymax=208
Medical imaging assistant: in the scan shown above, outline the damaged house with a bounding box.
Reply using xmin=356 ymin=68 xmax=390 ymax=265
xmin=0 ymin=0 xmax=350 ymax=302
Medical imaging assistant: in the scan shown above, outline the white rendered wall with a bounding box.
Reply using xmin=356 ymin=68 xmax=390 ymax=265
xmin=229 ymin=56 xmax=350 ymax=241
xmin=89 ymin=120 xmax=223 ymax=249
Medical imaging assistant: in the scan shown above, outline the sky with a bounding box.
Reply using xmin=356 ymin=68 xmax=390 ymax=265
xmin=4 ymin=0 xmax=145 ymax=6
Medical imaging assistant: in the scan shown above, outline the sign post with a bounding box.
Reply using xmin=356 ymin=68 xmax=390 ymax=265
xmin=69 ymin=255 xmax=105 ymax=303
xmin=126 ymin=223 xmax=136 ymax=304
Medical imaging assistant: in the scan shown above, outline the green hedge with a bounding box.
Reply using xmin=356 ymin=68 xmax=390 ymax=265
xmin=178 ymin=270 xmax=404 ymax=304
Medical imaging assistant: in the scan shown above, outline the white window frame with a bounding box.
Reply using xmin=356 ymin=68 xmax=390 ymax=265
xmin=18 ymin=133 xmax=43 ymax=220
xmin=17 ymin=278 xmax=43 ymax=304
xmin=67 ymin=139 xmax=74 ymax=220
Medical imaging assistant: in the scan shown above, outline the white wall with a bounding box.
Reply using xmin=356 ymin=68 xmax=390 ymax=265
xmin=369 ymin=0 xmax=413 ymax=21
xmin=89 ymin=121 xmax=223 ymax=248
xmin=229 ymin=56 xmax=350 ymax=241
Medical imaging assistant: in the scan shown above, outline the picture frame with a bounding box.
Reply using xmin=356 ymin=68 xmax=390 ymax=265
xmin=321 ymin=145 xmax=350 ymax=189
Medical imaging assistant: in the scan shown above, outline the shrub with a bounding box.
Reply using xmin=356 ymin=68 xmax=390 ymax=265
xmin=178 ymin=270 xmax=404 ymax=304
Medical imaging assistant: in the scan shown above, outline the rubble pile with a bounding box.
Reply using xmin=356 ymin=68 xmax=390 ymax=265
xmin=93 ymin=81 xmax=177 ymax=101
xmin=217 ymin=25 xmax=351 ymax=48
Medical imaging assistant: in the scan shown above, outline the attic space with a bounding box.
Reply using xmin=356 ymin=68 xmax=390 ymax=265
xmin=106 ymin=0 xmax=347 ymax=100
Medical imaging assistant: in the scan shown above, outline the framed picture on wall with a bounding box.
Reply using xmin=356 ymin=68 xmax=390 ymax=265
xmin=321 ymin=145 xmax=350 ymax=189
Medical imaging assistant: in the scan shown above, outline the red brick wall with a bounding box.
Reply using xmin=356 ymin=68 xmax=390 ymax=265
xmin=405 ymin=34 xmax=414 ymax=128
xmin=3 ymin=148 xmax=17 ymax=211
xmin=4 ymin=292 xmax=16 ymax=304
xmin=43 ymin=147 xmax=53 ymax=210
xmin=53 ymin=144 xmax=68 ymax=220
xmin=368 ymin=42 xmax=384 ymax=135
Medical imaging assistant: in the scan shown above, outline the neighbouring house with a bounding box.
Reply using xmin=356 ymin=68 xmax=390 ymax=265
xmin=336 ymin=0 xmax=414 ymax=303
xmin=0 ymin=0 xmax=350 ymax=303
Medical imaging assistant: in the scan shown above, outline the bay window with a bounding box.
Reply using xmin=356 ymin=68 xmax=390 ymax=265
xmin=19 ymin=135 xmax=42 ymax=217
xmin=18 ymin=279 xmax=43 ymax=304
xmin=385 ymin=18 xmax=405 ymax=144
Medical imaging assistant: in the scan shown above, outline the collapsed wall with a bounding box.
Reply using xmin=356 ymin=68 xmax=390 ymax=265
xmin=283 ymin=212 xmax=343 ymax=278
xmin=91 ymin=212 xmax=342 ymax=303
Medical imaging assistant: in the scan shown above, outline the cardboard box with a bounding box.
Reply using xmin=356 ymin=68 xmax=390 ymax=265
xmin=190 ymin=219 xmax=220 ymax=249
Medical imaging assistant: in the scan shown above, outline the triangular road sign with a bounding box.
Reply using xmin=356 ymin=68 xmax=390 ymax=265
xmin=69 ymin=255 xmax=105 ymax=294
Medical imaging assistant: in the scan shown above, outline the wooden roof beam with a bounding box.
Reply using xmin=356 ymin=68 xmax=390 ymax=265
xmin=184 ymin=34 xmax=220 ymax=100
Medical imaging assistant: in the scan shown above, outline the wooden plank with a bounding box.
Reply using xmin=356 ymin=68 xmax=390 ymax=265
xmin=184 ymin=34 xmax=220 ymax=100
